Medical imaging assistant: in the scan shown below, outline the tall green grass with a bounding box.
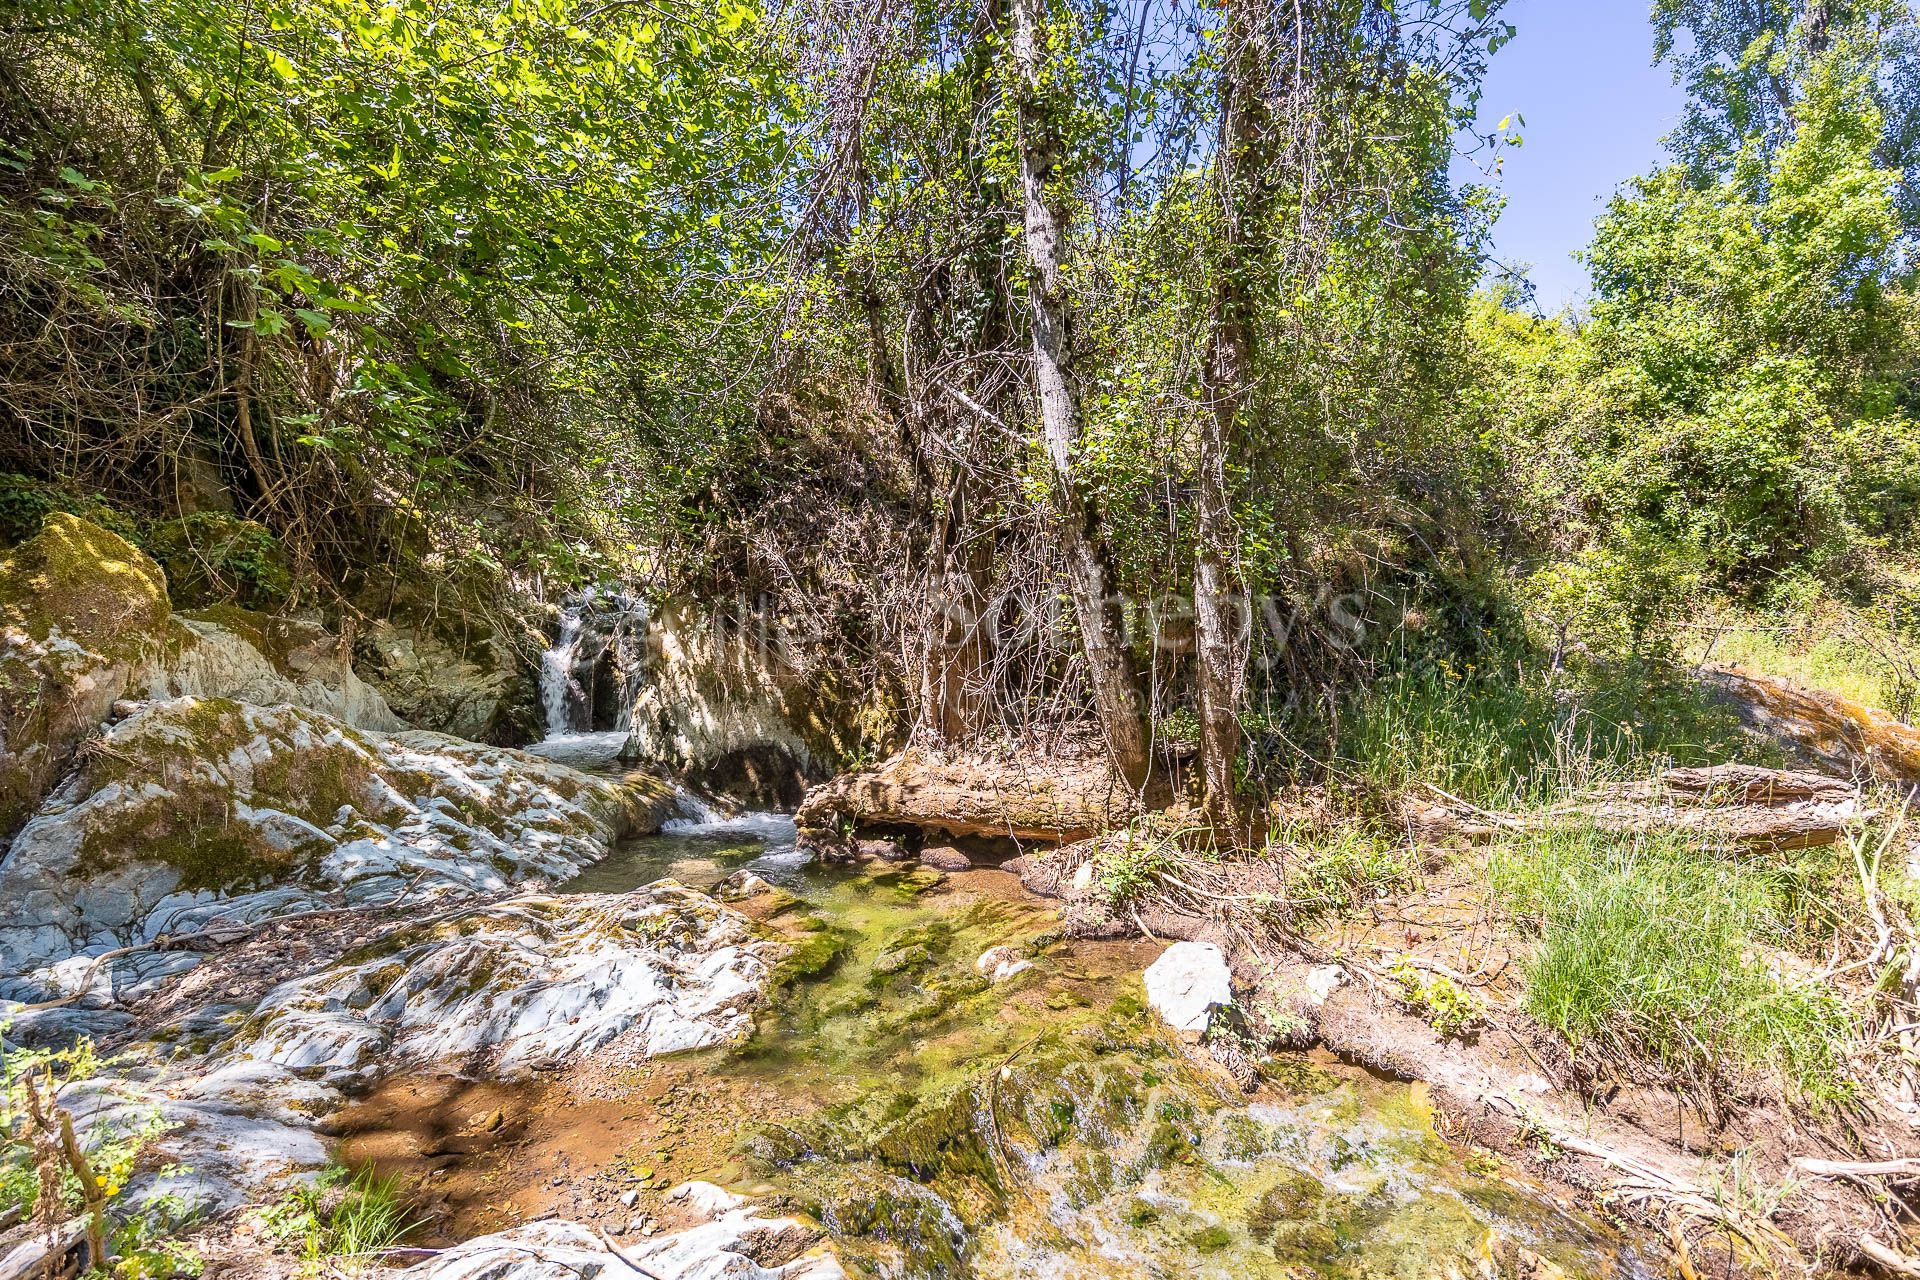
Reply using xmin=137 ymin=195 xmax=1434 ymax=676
xmin=1702 ymin=613 xmax=1918 ymax=720
xmin=261 ymin=1164 xmax=418 ymax=1274
xmin=1490 ymin=826 xmax=1852 ymax=1102
xmin=1330 ymin=660 xmax=1770 ymax=809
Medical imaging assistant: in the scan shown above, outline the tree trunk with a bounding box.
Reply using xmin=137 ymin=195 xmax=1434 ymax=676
xmin=1193 ymin=0 xmax=1268 ymax=823
xmin=1010 ymin=0 xmax=1151 ymax=789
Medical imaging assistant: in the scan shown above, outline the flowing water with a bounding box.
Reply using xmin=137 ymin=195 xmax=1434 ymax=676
xmin=537 ymin=589 xmax=652 ymax=739
xmin=540 ymin=607 xmax=588 ymax=736
xmin=535 ymin=817 xmax=1659 ymax=1280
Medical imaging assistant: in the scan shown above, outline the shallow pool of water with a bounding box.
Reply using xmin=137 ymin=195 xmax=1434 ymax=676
xmin=563 ymin=817 xmax=1654 ymax=1279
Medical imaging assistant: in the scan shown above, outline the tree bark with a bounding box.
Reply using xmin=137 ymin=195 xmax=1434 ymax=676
xmin=1193 ymin=0 xmax=1269 ymax=823
xmin=1010 ymin=0 xmax=1152 ymax=789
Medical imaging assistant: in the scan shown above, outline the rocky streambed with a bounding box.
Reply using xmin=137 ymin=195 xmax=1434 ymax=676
xmin=302 ymin=813 xmax=1664 ymax=1280
xmin=6 ymin=791 xmax=1664 ymax=1279
xmin=0 ymin=516 xmax=1663 ymax=1279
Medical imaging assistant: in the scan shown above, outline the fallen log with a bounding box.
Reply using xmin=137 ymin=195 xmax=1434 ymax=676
xmin=795 ymin=746 xmax=1138 ymax=845
xmin=1702 ymin=664 xmax=1920 ymax=788
xmin=1405 ymin=764 xmax=1864 ymax=851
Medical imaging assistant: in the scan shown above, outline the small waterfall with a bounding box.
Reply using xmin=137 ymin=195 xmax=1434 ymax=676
xmin=536 ymin=588 xmax=652 ymax=746
xmin=541 ymin=607 xmax=589 ymax=737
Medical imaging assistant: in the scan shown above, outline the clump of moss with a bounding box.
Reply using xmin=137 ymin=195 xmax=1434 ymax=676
xmin=141 ymin=512 xmax=291 ymax=611
xmin=0 ymin=512 xmax=169 ymax=649
xmin=0 ymin=514 xmax=172 ymax=834
xmin=71 ymin=698 xmax=383 ymax=892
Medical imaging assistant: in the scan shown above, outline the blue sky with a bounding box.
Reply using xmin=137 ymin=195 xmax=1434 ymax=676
xmin=1460 ymin=2 xmax=1690 ymax=312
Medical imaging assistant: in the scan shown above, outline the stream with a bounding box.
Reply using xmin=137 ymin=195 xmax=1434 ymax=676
xmin=333 ymin=806 xmax=1657 ymax=1279
xmin=350 ymin=634 xmax=1658 ymax=1276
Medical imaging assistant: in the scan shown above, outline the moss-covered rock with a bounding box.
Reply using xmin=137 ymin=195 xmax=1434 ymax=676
xmin=356 ymin=617 xmax=539 ymax=744
xmin=140 ymin=512 xmax=292 ymax=611
xmin=0 ymin=512 xmax=171 ymax=836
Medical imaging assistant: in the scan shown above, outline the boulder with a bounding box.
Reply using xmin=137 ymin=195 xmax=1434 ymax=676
xmin=620 ymin=603 xmax=845 ymax=806
xmin=355 ymin=616 xmax=538 ymax=745
xmin=1143 ymin=941 xmax=1233 ymax=1038
xmin=234 ymin=885 xmax=782 ymax=1084
xmin=0 ymin=697 xmax=673 ymax=997
xmin=0 ymin=514 xmax=170 ymax=836
xmin=140 ymin=605 xmax=403 ymax=731
xmin=796 ymin=747 xmax=1137 ymax=845
xmin=856 ymin=837 xmax=911 ymax=862
xmin=1704 ymin=663 xmax=1920 ymax=787
xmin=919 ymin=845 xmax=972 ymax=872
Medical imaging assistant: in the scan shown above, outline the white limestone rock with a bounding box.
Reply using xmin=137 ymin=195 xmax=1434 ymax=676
xmin=1304 ymin=963 xmax=1348 ymax=1005
xmin=401 ymin=1214 xmax=846 ymax=1280
xmin=975 ymin=945 xmax=1033 ymax=984
xmin=55 ymin=1058 xmax=333 ymax=1221
xmin=1143 ymin=941 xmax=1233 ymax=1037
xmin=140 ymin=610 xmax=404 ymax=731
xmin=0 ymin=698 xmax=668 ymax=999
xmin=232 ymin=884 xmax=782 ymax=1084
xmin=666 ymin=1181 xmax=748 ymax=1221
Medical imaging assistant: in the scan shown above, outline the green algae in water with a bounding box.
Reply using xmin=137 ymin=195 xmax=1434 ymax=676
xmin=744 ymin=888 xmax=1653 ymax=1279
xmin=568 ymin=829 xmax=1655 ymax=1280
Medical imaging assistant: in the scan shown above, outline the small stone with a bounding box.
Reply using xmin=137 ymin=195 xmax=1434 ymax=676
xmin=871 ymin=945 xmax=931 ymax=977
xmin=919 ymin=845 xmax=972 ymax=872
xmin=627 ymin=1217 xmax=647 ymax=1235
xmin=975 ymin=946 xmax=1033 ymax=984
xmin=715 ymin=871 xmax=773 ymax=902
xmin=642 ymin=1225 xmax=657 ymax=1237
xmin=1143 ymin=941 xmax=1233 ymax=1038
xmin=855 ymin=837 xmax=911 ymax=862
xmin=1304 ymin=964 xmax=1347 ymax=1005
xmin=620 ymin=1189 xmax=638 ymax=1208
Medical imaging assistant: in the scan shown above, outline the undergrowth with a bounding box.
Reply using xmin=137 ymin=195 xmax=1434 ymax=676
xmin=259 ymin=1164 xmax=417 ymax=1275
xmin=1490 ymin=826 xmax=1854 ymax=1103
xmin=1327 ymin=655 xmax=1769 ymax=810
xmin=1698 ymin=597 xmax=1920 ymax=720
xmin=1274 ymin=643 xmax=1880 ymax=1107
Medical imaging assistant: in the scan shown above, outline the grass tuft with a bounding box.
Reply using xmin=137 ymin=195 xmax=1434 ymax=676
xmin=1490 ymin=825 xmax=1853 ymax=1103
xmin=261 ymin=1164 xmax=418 ymax=1274
xmin=1331 ymin=659 xmax=1769 ymax=810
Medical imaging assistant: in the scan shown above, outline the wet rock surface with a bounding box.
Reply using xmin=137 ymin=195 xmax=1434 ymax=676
xmin=399 ymin=1209 xmax=846 ymax=1280
xmin=237 ymin=885 xmax=782 ymax=1083
xmin=36 ymin=886 xmax=784 ymax=1228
